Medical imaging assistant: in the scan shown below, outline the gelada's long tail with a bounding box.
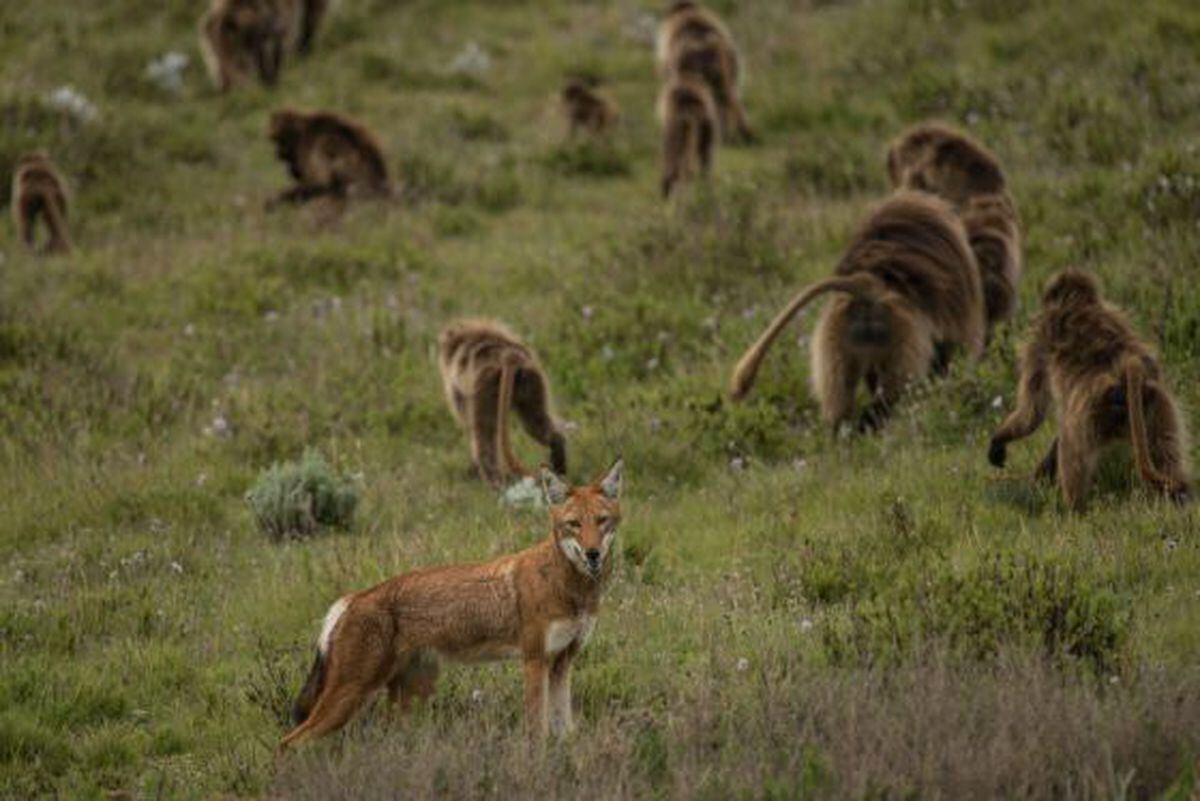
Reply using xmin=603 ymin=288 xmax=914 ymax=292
xmin=729 ymin=274 xmax=878 ymax=400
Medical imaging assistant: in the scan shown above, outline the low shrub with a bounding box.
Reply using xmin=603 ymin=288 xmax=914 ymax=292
xmin=245 ymin=449 xmax=359 ymax=541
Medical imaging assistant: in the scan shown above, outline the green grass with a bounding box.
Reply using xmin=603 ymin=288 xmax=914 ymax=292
xmin=2 ymin=0 xmax=1200 ymax=798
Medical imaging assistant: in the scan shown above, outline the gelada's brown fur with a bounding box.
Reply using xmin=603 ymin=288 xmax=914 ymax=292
xmin=657 ymin=1 xmax=753 ymax=142
xmin=887 ymin=122 xmax=1022 ymax=334
xmin=561 ymin=79 xmax=620 ymax=139
xmin=199 ymin=0 xmax=330 ymax=92
xmin=266 ymin=108 xmax=391 ymax=209
xmin=730 ymin=191 xmax=985 ymax=431
xmin=988 ymin=269 xmax=1191 ymax=510
xmin=962 ymin=191 xmax=1022 ymax=332
xmin=886 ymin=122 xmax=1007 ymax=205
xmin=11 ymin=151 xmax=71 ymax=255
xmin=656 ymin=74 xmax=719 ymax=198
xmin=439 ymin=319 xmax=567 ymax=485
xmin=280 ymin=460 xmax=623 ymax=751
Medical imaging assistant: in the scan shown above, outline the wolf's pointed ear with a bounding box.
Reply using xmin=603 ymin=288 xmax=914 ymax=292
xmin=598 ymin=457 xmax=623 ymax=500
xmin=540 ymin=465 xmax=570 ymax=506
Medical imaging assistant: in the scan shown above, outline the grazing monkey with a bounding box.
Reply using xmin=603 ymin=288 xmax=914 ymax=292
xmin=988 ymin=269 xmax=1190 ymax=510
xmin=266 ymin=108 xmax=391 ymax=208
xmin=11 ymin=152 xmax=72 ymax=255
xmin=657 ymin=2 xmax=754 ymax=142
xmin=730 ymin=191 xmax=985 ymax=431
xmin=561 ymin=79 xmax=620 ymax=139
xmin=281 ymin=459 xmax=623 ymax=750
xmin=888 ymin=123 xmax=1022 ymax=334
xmin=438 ymin=319 xmax=568 ymax=485
xmin=200 ymin=0 xmax=329 ymax=91
xmin=657 ymin=75 xmax=719 ymax=198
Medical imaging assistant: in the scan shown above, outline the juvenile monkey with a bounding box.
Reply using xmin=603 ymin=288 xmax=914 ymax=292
xmin=561 ymin=79 xmax=620 ymax=139
xmin=11 ymin=152 xmax=72 ymax=255
xmin=657 ymin=2 xmax=754 ymax=142
xmin=988 ymin=269 xmax=1190 ymax=510
xmin=266 ymin=108 xmax=391 ymax=208
xmin=657 ymin=75 xmax=719 ymax=198
xmin=438 ymin=319 xmax=568 ymax=485
xmin=200 ymin=0 xmax=328 ymax=91
xmin=730 ymin=191 xmax=985 ymax=431
xmin=887 ymin=123 xmax=1022 ymax=334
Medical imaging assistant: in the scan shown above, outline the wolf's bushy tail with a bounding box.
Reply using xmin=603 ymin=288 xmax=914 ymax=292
xmin=292 ymin=596 xmax=347 ymax=725
xmin=291 ymin=650 xmax=327 ymax=726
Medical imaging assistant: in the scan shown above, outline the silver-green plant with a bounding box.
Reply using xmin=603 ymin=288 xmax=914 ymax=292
xmin=245 ymin=449 xmax=358 ymax=541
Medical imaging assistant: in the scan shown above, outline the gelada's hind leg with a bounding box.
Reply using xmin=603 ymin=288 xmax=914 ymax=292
xmin=1034 ymin=438 xmax=1059 ymax=482
xmin=1143 ymin=388 xmax=1191 ymax=503
xmin=811 ymin=307 xmax=863 ymax=430
xmin=728 ymin=93 xmax=756 ymax=143
xmin=1057 ymin=423 xmax=1100 ymax=512
xmin=858 ymin=322 xmax=933 ymax=432
xmin=468 ymin=371 xmax=503 ymax=485
xmin=514 ymin=369 xmax=566 ymax=475
xmin=17 ymin=198 xmax=39 ymax=249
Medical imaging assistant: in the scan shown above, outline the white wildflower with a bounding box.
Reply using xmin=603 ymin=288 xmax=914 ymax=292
xmin=500 ymin=476 xmax=543 ymax=509
xmin=625 ymin=12 xmax=657 ymax=46
xmin=449 ymin=42 xmax=491 ymax=77
xmin=145 ymin=51 xmax=189 ymax=95
xmin=44 ymin=85 xmax=99 ymax=123
xmin=203 ymin=414 xmax=230 ymax=438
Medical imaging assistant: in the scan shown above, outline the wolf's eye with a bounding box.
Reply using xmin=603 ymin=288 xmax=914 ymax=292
xmin=563 ymin=519 xmax=582 ymax=532
xmin=596 ymin=515 xmax=611 ymax=528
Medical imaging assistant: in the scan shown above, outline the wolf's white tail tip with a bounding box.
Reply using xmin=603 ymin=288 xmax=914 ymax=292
xmin=317 ymin=597 xmax=349 ymax=656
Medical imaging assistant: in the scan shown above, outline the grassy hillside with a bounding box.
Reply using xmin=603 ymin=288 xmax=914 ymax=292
xmin=2 ymin=0 xmax=1200 ymax=798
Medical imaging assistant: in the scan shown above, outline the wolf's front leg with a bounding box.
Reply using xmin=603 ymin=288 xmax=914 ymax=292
xmin=522 ymin=657 xmax=549 ymax=741
xmin=548 ymin=651 xmax=574 ymax=737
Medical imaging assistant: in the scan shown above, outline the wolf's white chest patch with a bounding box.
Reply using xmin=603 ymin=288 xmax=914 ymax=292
xmin=544 ymin=614 xmax=596 ymax=656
